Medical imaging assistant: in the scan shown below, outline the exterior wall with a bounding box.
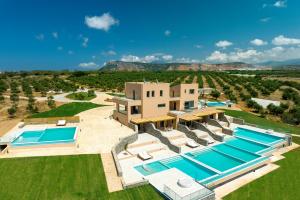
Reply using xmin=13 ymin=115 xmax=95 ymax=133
xmin=113 ymin=82 xmax=200 ymax=126
xmin=125 ymin=83 xmax=142 ymax=100
xmin=140 ymin=82 xmax=170 ymax=118
xmin=170 ymin=83 xmax=199 ymax=110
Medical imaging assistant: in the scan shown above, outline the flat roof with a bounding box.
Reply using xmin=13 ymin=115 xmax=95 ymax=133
xmin=194 ymin=109 xmax=224 ymax=117
xmin=179 ymin=115 xmax=202 ymax=121
xmin=131 ymin=115 xmax=175 ymax=124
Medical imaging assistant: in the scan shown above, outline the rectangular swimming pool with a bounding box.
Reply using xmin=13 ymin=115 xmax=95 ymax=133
xmin=135 ymin=156 xmax=217 ymax=181
xmin=225 ymin=137 xmax=270 ymax=154
xmin=11 ymin=127 xmax=77 ymax=147
xmin=186 ymin=149 xmax=244 ymax=172
xmin=234 ymin=127 xmax=285 ymax=145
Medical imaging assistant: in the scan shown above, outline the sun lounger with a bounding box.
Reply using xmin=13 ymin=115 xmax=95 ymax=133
xmin=205 ymin=137 xmax=215 ymax=144
xmin=138 ymin=151 xmax=152 ymax=160
xmin=56 ymin=120 xmax=67 ymax=126
xmin=186 ymin=140 xmax=199 ymax=148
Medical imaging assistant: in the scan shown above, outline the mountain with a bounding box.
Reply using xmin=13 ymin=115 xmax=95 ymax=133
xmin=101 ymin=61 xmax=201 ymax=71
xmin=100 ymin=61 xmax=255 ymax=71
xmin=201 ymin=62 xmax=254 ymax=71
xmin=260 ymin=59 xmax=300 ymax=69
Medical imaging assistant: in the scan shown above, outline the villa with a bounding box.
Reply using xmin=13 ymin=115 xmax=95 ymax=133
xmin=110 ymin=81 xmax=292 ymax=200
xmin=0 ymin=81 xmax=295 ymax=200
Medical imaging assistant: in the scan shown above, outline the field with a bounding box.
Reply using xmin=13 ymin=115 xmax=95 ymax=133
xmin=223 ymin=109 xmax=300 ymax=135
xmin=29 ymin=102 xmax=102 ymax=118
xmin=0 ymin=154 xmax=162 ymax=200
xmin=66 ymin=92 xmax=96 ymax=101
xmin=1 ymin=70 xmax=299 ymax=125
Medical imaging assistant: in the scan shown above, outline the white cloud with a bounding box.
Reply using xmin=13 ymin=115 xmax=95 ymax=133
xmin=57 ymin=46 xmax=63 ymax=51
xmin=215 ymin=40 xmax=233 ymax=49
xmin=102 ymin=50 xmax=117 ymax=56
xmin=121 ymin=53 xmax=199 ymax=63
xmin=68 ymin=50 xmax=74 ymax=55
xmin=206 ymin=45 xmax=300 ymax=63
xmin=162 ymin=55 xmax=173 ymax=61
xmin=262 ymin=3 xmax=268 ymax=8
xmin=272 ymin=35 xmax=300 ymax=46
xmin=85 ymin=13 xmax=119 ymax=31
xmin=52 ymin=32 xmax=58 ymax=39
xmin=164 ymin=30 xmax=171 ymax=36
xmin=82 ymin=37 xmax=89 ymax=48
xmin=121 ymin=55 xmax=142 ymax=62
xmin=175 ymin=57 xmax=199 ymax=63
xmin=260 ymin=17 xmax=271 ymax=22
xmin=35 ymin=34 xmax=44 ymax=41
xmin=194 ymin=44 xmax=203 ymax=49
xmin=206 ymin=51 xmax=228 ymax=62
xmin=274 ymin=1 xmax=287 ymax=8
xmin=78 ymin=62 xmax=99 ymax=68
xmin=250 ymin=39 xmax=268 ymax=46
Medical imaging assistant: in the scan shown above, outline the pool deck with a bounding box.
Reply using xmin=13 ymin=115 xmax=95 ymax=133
xmin=0 ymin=106 xmax=134 ymax=158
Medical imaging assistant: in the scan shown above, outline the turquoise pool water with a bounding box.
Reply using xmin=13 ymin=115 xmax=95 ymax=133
xmin=207 ymin=101 xmax=226 ymax=107
xmin=212 ymin=143 xmax=260 ymax=162
xmin=135 ymin=156 xmax=217 ymax=181
xmin=234 ymin=127 xmax=284 ymax=145
xmin=11 ymin=127 xmax=77 ymax=146
xmin=134 ymin=127 xmax=285 ymax=186
xmin=225 ymin=138 xmax=269 ymax=154
xmin=186 ymin=149 xmax=244 ymax=172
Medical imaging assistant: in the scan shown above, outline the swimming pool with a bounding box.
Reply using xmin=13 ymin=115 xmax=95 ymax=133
xmin=207 ymin=101 xmax=226 ymax=107
xmin=11 ymin=127 xmax=77 ymax=147
xmin=234 ymin=127 xmax=285 ymax=145
xmin=135 ymin=156 xmax=217 ymax=181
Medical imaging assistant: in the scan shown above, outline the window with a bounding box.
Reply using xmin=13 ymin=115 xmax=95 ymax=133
xmin=152 ymin=90 xmax=155 ymax=97
xmin=160 ymin=90 xmax=163 ymax=96
xmin=184 ymin=89 xmax=186 ymax=93
xmin=158 ymin=103 xmax=166 ymax=108
xmin=189 ymin=89 xmax=195 ymax=94
xmin=146 ymin=91 xmax=150 ymax=97
xmin=133 ymin=90 xmax=136 ymax=100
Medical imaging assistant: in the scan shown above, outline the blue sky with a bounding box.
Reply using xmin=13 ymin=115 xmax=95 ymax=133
xmin=1 ymin=0 xmax=300 ymax=70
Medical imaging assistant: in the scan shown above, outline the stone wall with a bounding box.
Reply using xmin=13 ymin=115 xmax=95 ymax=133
xmin=145 ymin=123 xmax=181 ymax=153
xmin=191 ymin=121 xmax=224 ymax=142
xmin=111 ymin=133 xmax=138 ymax=177
xmin=207 ymin=119 xmax=233 ymax=136
xmin=178 ymin=124 xmax=209 ymax=146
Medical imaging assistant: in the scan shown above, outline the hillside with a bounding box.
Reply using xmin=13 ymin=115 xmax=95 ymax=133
xmin=101 ymin=61 xmax=201 ymax=71
xmin=101 ymin=61 xmax=254 ymax=71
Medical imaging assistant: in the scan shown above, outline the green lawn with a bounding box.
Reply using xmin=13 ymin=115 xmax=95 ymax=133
xmin=30 ymin=102 xmax=103 ymax=118
xmin=106 ymin=92 xmax=125 ymax=97
xmin=0 ymin=155 xmax=163 ymax=200
xmin=223 ymin=109 xmax=300 ymax=135
xmin=224 ymin=144 xmax=300 ymax=200
xmin=66 ymin=92 xmax=96 ymax=101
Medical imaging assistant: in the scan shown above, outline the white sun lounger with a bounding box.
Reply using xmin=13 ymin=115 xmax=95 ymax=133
xmin=186 ymin=140 xmax=200 ymax=148
xmin=206 ymin=137 xmax=215 ymax=144
xmin=138 ymin=151 xmax=152 ymax=160
xmin=56 ymin=120 xmax=67 ymax=126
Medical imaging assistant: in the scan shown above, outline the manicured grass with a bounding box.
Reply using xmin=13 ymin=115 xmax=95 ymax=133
xmin=0 ymin=155 xmax=163 ymax=200
xmin=223 ymin=109 xmax=300 ymax=135
xmin=106 ymin=92 xmax=125 ymax=97
xmin=224 ymin=146 xmax=300 ymax=200
xmin=66 ymin=92 xmax=96 ymax=101
xmin=30 ymin=102 xmax=103 ymax=118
